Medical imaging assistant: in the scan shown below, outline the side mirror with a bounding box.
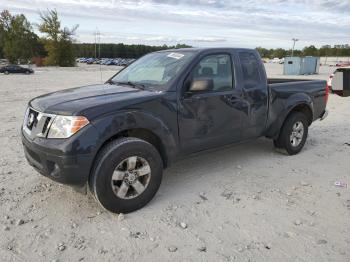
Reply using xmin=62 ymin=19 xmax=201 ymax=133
xmin=188 ymin=78 xmax=214 ymax=93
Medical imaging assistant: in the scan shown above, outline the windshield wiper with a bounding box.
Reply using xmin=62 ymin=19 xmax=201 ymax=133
xmin=115 ymin=81 xmax=146 ymax=90
xmin=106 ymin=79 xmax=116 ymax=85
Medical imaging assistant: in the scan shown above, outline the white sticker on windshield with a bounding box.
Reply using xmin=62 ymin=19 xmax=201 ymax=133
xmin=167 ymin=52 xmax=185 ymax=59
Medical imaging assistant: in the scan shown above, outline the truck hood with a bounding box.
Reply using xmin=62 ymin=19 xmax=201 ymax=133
xmin=29 ymin=84 xmax=162 ymax=118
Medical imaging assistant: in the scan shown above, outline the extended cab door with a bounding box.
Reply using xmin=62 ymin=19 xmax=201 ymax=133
xmin=236 ymin=51 xmax=269 ymax=139
xmin=178 ymin=52 xmax=246 ymax=153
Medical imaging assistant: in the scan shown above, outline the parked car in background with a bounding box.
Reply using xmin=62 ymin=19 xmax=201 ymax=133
xmin=105 ymin=59 xmax=115 ymax=65
xmin=270 ymin=57 xmax=281 ymax=63
xmin=0 ymin=65 xmax=34 ymax=75
xmin=86 ymin=58 xmax=95 ymax=64
xmin=127 ymin=58 xmax=136 ymax=65
xmin=76 ymin=57 xmax=136 ymax=66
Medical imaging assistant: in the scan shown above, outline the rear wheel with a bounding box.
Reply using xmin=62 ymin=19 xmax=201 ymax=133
xmin=273 ymin=112 xmax=309 ymax=155
xmin=25 ymin=70 xmax=30 ymax=74
xmin=89 ymin=137 xmax=163 ymax=213
xmin=4 ymin=70 xmax=9 ymax=75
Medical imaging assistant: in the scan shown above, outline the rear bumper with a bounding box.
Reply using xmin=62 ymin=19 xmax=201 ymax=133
xmin=21 ymin=130 xmax=94 ymax=187
xmin=320 ymin=109 xmax=329 ymax=121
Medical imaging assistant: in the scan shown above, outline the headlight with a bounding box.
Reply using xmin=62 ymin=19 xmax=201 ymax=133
xmin=47 ymin=115 xmax=89 ymax=138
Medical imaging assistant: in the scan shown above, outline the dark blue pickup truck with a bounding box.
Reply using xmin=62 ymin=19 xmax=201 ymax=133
xmin=22 ymin=48 xmax=328 ymax=213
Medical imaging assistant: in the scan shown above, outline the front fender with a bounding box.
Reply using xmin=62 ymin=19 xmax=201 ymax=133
xmin=91 ymin=110 xmax=178 ymax=164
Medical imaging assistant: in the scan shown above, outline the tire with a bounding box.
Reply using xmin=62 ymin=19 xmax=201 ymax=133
xmin=273 ymin=139 xmax=283 ymax=149
xmin=89 ymin=137 xmax=163 ymax=213
xmin=4 ymin=71 xmax=9 ymax=75
xmin=25 ymin=70 xmax=30 ymax=74
xmin=273 ymin=112 xmax=309 ymax=155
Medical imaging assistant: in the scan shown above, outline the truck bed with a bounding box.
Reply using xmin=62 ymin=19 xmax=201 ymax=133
xmin=265 ymin=78 xmax=327 ymax=138
xmin=268 ymin=78 xmax=314 ymax=84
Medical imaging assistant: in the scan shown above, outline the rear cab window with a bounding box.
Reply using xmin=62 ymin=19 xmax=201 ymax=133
xmin=238 ymin=52 xmax=261 ymax=89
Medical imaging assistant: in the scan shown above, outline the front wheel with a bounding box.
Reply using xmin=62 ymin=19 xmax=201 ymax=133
xmin=89 ymin=137 xmax=163 ymax=213
xmin=4 ymin=71 xmax=9 ymax=75
xmin=273 ymin=112 xmax=309 ymax=155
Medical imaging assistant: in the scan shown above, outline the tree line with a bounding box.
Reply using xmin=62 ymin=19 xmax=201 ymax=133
xmin=256 ymin=44 xmax=350 ymax=59
xmin=0 ymin=9 xmax=191 ymax=65
xmin=76 ymin=43 xmax=350 ymax=59
xmin=0 ymin=9 xmax=77 ymax=66
xmin=1 ymin=9 xmax=349 ymax=66
xmin=0 ymin=10 xmax=43 ymax=63
xmin=73 ymin=43 xmax=191 ymax=59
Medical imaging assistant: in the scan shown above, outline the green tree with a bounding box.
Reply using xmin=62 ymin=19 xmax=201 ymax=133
xmin=38 ymin=10 xmax=78 ymax=66
xmin=255 ymin=47 xmax=270 ymax=58
xmin=302 ymin=45 xmax=318 ymax=56
xmin=271 ymin=48 xmax=287 ymax=59
xmin=3 ymin=14 xmax=38 ymax=63
xmin=0 ymin=10 xmax=12 ymax=58
xmin=72 ymin=43 xmax=192 ymax=59
xmin=0 ymin=10 xmax=42 ymax=62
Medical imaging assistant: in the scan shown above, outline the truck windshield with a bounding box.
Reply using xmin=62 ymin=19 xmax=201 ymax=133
xmin=111 ymin=51 xmax=195 ymax=90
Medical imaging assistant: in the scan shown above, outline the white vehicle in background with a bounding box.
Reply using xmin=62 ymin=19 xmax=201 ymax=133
xmin=270 ymin=57 xmax=281 ymax=63
xmin=0 ymin=59 xmax=9 ymax=65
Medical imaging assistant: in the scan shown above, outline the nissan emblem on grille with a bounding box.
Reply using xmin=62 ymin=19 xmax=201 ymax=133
xmin=27 ymin=112 xmax=35 ymax=127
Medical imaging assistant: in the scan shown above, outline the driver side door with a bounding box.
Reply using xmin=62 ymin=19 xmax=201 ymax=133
xmin=178 ymin=53 xmax=245 ymax=154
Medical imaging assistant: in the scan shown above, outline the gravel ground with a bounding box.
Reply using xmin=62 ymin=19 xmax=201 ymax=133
xmin=0 ymin=64 xmax=349 ymax=262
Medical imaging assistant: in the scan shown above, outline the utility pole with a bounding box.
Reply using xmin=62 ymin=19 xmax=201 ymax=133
xmin=291 ymin=38 xmax=299 ymax=57
xmin=94 ymin=27 xmax=101 ymax=59
xmin=95 ymin=28 xmax=100 ymax=59
xmin=96 ymin=28 xmax=102 ymax=83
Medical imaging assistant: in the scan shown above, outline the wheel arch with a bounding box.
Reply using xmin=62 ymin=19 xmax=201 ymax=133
xmin=288 ymin=103 xmax=313 ymax=126
xmin=266 ymin=101 xmax=314 ymax=139
xmin=95 ymin=128 xmax=169 ymax=168
xmin=89 ymin=110 xmax=178 ymax=172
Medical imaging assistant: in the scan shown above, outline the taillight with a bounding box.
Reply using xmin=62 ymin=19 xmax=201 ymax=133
xmin=325 ymin=84 xmax=329 ymax=104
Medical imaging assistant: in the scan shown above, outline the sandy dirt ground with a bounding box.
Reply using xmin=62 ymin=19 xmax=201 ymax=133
xmin=0 ymin=64 xmax=349 ymax=262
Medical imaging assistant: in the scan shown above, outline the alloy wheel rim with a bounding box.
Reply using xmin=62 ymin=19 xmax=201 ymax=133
xmin=111 ymin=156 xmax=151 ymax=199
xmin=290 ymin=121 xmax=304 ymax=147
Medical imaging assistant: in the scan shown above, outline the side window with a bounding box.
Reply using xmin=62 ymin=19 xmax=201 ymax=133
xmin=239 ymin=52 xmax=261 ymax=89
xmin=188 ymin=54 xmax=233 ymax=92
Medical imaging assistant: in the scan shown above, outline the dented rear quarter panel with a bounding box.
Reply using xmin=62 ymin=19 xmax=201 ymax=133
xmin=265 ymin=79 xmax=327 ymax=138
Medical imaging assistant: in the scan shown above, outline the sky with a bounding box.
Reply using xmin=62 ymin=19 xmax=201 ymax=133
xmin=1 ymin=0 xmax=350 ymax=49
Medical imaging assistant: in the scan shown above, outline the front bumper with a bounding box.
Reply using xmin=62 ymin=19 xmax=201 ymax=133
xmin=21 ymin=129 xmax=95 ymax=187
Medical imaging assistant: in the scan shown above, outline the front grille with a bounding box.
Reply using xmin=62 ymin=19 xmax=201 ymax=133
xmin=42 ymin=117 xmax=52 ymax=134
xmin=23 ymin=107 xmax=55 ymax=137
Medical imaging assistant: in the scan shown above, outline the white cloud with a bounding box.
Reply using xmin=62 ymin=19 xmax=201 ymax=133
xmin=0 ymin=0 xmax=349 ymax=48
xmin=178 ymin=37 xmax=226 ymax=42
